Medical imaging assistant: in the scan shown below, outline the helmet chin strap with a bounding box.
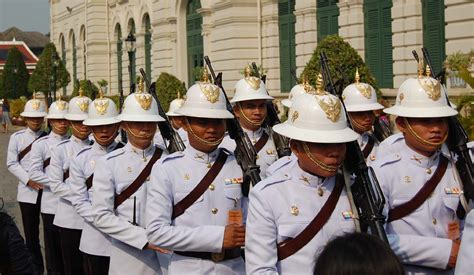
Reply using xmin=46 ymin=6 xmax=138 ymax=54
xmin=237 ymin=103 xmax=265 ymax=127
xmin=348 ymin=114 xmax=370 ymax=133
xmin=70 ymin=122 xmax=89 ymax=139
xmin=123 ymin=123 xmax=154 ymax=139
xmin=93 ymin=132 xmax=116 ymax=146
xmin=302 ymin=142 xmax=340 ymax=173
xmin=403 ymin=117 xmax=447 ymax=147
xmin=185 ymin=118 xmax=223 ymax=147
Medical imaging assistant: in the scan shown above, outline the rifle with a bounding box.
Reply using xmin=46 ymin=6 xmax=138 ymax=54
xmin=204 ymin=56 xmax=261 ymax=197
xmin=251 ymin=62 xmax=291 ymax=158
xmin=417 ymin=48 xmax=474 ymax=206
xmin=320 ymin=51 xmax=388 ymax=243
xmin=139 ymin=68 xmax=185 ymax=153
xmin=118 ymin=85 xmax=127 ymax=143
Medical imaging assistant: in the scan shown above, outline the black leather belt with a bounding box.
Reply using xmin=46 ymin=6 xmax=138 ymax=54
xmin=174 ymin=248 xmax=241 ymax=263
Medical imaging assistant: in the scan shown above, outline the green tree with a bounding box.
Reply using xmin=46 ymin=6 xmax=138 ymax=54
xmin=28 ymin=43 xmax=70 ymax=98
xmin=302 ymin=35 xmax=381 ymax=97
xmin=70 ymin=79 xmax=99 ymax=98
xmin=155 ymin=72 xmax=186 ymax=112
xmin=1 ymin=47 xmax=30 ymax=99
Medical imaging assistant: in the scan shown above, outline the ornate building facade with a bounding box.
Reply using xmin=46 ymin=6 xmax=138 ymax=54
xmin=50 ymin=0 xmax=473 ymax=97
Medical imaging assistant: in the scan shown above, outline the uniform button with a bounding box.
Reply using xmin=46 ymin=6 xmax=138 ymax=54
xmin=211 ymin=208 xmax=218 ymax=214
xmin=146 ymin=176 xmax=150 ymax=181
xmin=209 ymin=184 xmax=215 ymax=191
xmin=432 ymin=218 xmax=437 ymax=225
xmin=426 ymin=168 xmax=432 ymax=174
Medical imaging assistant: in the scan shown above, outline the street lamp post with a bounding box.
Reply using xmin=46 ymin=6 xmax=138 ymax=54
xmin=125 ymin=32 xmax=136 ymax=94
xmin=51 ymin=51 xmax=60 ymax=101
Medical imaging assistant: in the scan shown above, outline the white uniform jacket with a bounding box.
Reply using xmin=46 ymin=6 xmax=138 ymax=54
xmin=92 ymin=143 xmax=167 ymax=275
xmin=372 ymin=141 xmax=464 ymax=274
xmin=146 ymin=146 xmax=246 ymax=274
xmin=358 ymin=132 xmax=379 ymax=166
xmin=7 ymin=128 xmax=46 ymax=204
xmin=50 ymin=136 xmax=91 ymax=229
xmin=245 ymin=160 xmax=355 ymax=274
xmin=264 ymin=154 xmax=296 ymax=178
xmin=455 ymin=210 xmax=474 ymax=275
xmin=221 ymin=127 xmax=278 ymax=179
xmin=29 ymin=132 xmax=69 ymax=214
xmin=69 ymin=141 xmax=122 ymax=257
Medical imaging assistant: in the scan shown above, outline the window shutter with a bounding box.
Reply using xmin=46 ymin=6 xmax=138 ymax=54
xmin=422 ymin=0 xmax=445 ymax=73
xmin=317 ymin=0 xmax=339 ymax=41
xmin=186 ymin=0 xmax=203 ymax=84
xmin=278 ymin=0 xmax=296 ymax=93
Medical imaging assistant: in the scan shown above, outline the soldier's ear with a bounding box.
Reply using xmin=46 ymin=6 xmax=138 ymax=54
xmin=290 ymin=140 xmax=302 ymax=157
xmin=395 ymin=117 xmax=407 ymax=133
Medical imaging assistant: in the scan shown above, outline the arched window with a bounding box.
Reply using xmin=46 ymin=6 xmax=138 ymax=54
xmin=144 ymin=14 xmax=152 ymax=81
xmin=186 ymin=0 xmax=203 ymax=85
xmin=128 ymin=20 xmax=136 ymax=93
xmin=80 ymin=26 xmax=86 ymax=79
xmin=71 ymin=31 xmax=77 ymax=84
xmin=364 ymin=0 xmax=393 ymax=88
xmin=115 ymin=24 xmax=123 ymax=94
xmin=422 ymin=0 xmax=445 ymax=73
xmin=317 ymin=0 xmax=339 ymax=41
xmin=278 ymin=0 xmax=296 ymax=93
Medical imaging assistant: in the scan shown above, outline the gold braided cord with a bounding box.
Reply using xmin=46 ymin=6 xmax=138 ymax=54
xmin=70 ymin=122 xmax=89 ymax=136
xmin=237 ymin=103 xmax=265 ymax=127
xmin=92 ymin=124 xmax=120 ymax=145
xmin=403 ymin=117 xmax=448 ymax=147
xmin=124 ymin=124 xmax=154 ymax=139
xmin=185 ymin=118 xmax=224 ymax=146
xmin=302 ymin=142 xmax=339 ymax=173
xmin=348 ymin=113 xmax=368 ymax=133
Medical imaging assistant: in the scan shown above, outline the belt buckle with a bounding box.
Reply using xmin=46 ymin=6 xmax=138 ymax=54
xmin=211 ymin=252 xmax=225 ymax=263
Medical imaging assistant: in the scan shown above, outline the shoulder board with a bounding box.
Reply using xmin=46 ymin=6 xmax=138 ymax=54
xmin=219 ymin=147 xmax=233 ymax=156
xmin=35 ymin=135 xmax=49 ymax=143
xmin=13 ymin=129 xmax=26 ymax=136
xmin=76 ymin=146 xmax=92 ymax=158
xmin=160 ymin=150 xmax=185 ymax=163
xmin=106 ymin=147 xmax=125 ymax=160
xmin=252 ymin=173 xmax=288 ymax=192
xmin=377 ymin=153 xmax=402 ymax=168
xmin=57 ymin=139 xmax=71 ymax=147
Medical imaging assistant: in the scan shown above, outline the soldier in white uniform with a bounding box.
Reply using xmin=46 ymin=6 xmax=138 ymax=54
xmin=281 ymin=76 xmax=308 ymax=109
xmin=69 ymin=93 xmax=122 ymax=274
xmin=6 ymin=94 xmax=47 ymax=274
xmin=29 ymin=97 xmax=70 ymax=274
xmin=342 ymin=69 xmax=385 ymax=165
xmin=92 ymin=83 xmax=168 ymax=275
xmin=49 ymin=90 xmax=92 ymax=275
xmin=221 ymin=67 xmax=278 ymax=178
xmin=372 ymin=65 xmax=464 ymax=274
xmin=245 ymin=84 xmax=359 ymax=274
xmin=146 ymin=73 xmax=246 ymax=274
xmin=165 ymin=92 xmax=188 ymax=146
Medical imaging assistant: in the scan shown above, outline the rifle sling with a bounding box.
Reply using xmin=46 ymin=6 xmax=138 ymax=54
xmin=277 ymin=174 xmax=344 ymax=261
xmin=18 ymin=132 xmax=47 ymax=162
xmin=253 ymin=132 xmax=269 ymax=153
xmin=362 ymin=135 xmax=376 ymax=159
xmin=114 ymin=147 xmax=163 ymax=209
xmin=43 ymin=158 xmax=51 ymax=169
xmin=85 ymin=142 xmax=125 ymax=190
xmin=172 ymin=149 xmax=228 ymax=220
xmin=387 ymin=155 xmax=449 ymax=223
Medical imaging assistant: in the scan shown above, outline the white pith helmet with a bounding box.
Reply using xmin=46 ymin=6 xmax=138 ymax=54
xmin=46 ymin=95 xmax=69 ymax=119
xmin=230 ymin=66 xmax=273 ymax=103
xmin=281 ymin=76 xmax=311 ymax=108
xmin=384 ymin=63 xmax=458 ymax=118
xmin=176 ymin=68 xmax=234 ymax=119
xmin=65 ymin=88 xmax=91 ymax=121
xmin=166 ymin=91 xmax=185 ymax=117
xmin=118 ymin=77 xmax=165 ymax=122
xmin=21 ymin=92 xmax=47 ymax=118
xmin=342 ymin=68 xmax=384 ymax=112
xmin=273 ymin=74 xmax=359 ymax=143
xmin=83 ymin=89 xmax=120 ymax=126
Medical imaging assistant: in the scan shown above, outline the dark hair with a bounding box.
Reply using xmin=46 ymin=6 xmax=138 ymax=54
xmin=314 ymin=233 xmax=405 ymax=275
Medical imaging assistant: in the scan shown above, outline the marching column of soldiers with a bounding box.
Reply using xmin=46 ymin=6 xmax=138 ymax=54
xmin=6 ymin=52 xmax=474 ymax=275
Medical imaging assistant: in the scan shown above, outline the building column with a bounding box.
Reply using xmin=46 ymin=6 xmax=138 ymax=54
xmin=338 ymin=0 xmax=365 ymax=60
xmin=261 ymin=0 xmax=279 ymax=94
xmin=445 ymin=0 xmax=474 ymax=54
xmin=294 ymin=1 xmax=316 ymax=77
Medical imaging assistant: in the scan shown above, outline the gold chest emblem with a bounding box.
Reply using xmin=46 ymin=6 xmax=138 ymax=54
xmin=418 ymin=77 xmax=441 ymax=101
xmin=56 ymin=100 xmax=67 ymax=111
xmin=31 ymin=99 xmax=41 ymax=110
xmin=245 ymin=76 xmax=261 ymax=90
xmin=317 ymin=96 xmax=342 ymax=122
xmin=355 ymin=83 xmax=372 ymax=99
xmin=200 ymin=83 xmax=220 ymax=103
xmin=134 ymin=94 xmax=153 ymax=110
xmin=94 ymin=99 xmax=109 ymax=115
xmin=77 ymin=98 xmax=90 ymax=112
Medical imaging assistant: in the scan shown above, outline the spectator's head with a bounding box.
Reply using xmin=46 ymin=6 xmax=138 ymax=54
xmin=314 ymin=233 xmax=404 ymax=275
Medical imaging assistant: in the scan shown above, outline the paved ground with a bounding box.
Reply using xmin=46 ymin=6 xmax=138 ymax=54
xmin=0 ymin=125 xmax=45 ymax=258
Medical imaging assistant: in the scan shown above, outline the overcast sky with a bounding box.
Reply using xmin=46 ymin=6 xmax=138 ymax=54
xmin=0 ymin=0 xmax=50 ymax=34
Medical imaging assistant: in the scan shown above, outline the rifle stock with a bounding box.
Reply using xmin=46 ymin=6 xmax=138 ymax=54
xmin=251 ymin=62 xmax=291 ymax=158
xmin=420 ymin=48 xmax=474 ymax=205
xmin=139 ymin=68 xmax=185 ymax=153
xmin=204 ymin=56 xmax=261 ymax=196
xmin=320 ymin=51 xmax=388 ymax=243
